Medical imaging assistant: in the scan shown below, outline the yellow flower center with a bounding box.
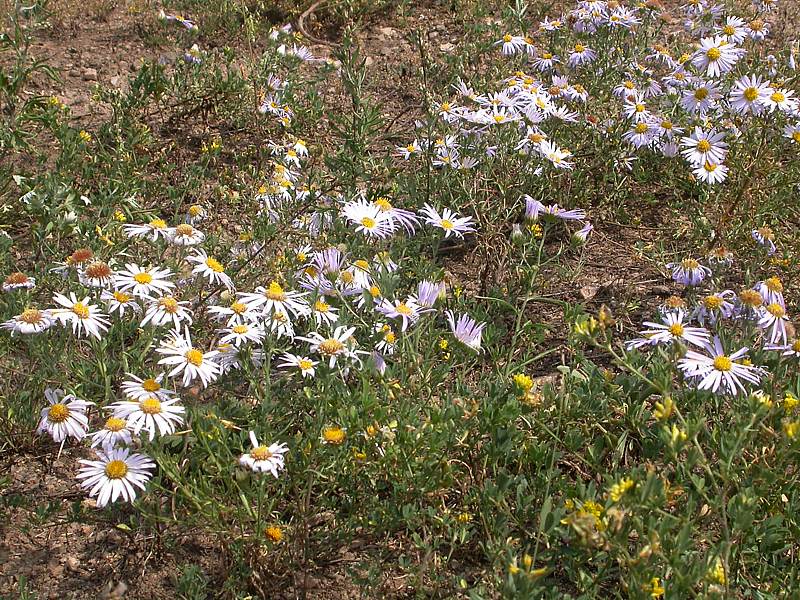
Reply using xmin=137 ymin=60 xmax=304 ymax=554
xmin=175 ymin=224 xmax=195 ymax=236
xmin=440 ymin=219 xmax=454 ymax=230
xmin=105 ymin=417 xmax=126 ymax=432
xmin=681 ymin=258 xmax=699 ymax=269
xmin=5 ymin=272 xmax=28 ymax=284
xmin=142 ymin=378 xmax=161 ymax=392
xmin=340 ymin=271 xmax=354 ymax=284
xmin=205 ymin=257 xmax=224 ymax=273
xmin=661 ymin=121 xmax=673 ymax=130
xmin=771 ymin=91 xmax=785 ymax=103
xmin=694 ymin=87 xmax=708 ymax=101
xmin=384 ymin=331 xmax=396 ymax=344
xmin=113 ymin=291 xmax=132 ymax=303
xmin=319 ymin=338 xmax=344 ymax=355
xmin=749 ymin=19 xmax=763 ymax=30
xmin=159 ymin=296 xmax=179 ymax=313
xmin=765 ymin=277 xmax=783 ymax=293
xmin=322 ymin=427 xmax=346 ymax=444
xmin=574 ymin=43 xmax=585 ymax=52
xmin=188 ymin=205 xmax=203 ymax=217
xmin=793 ymin=132 xmax=800 ymax=143
xmin=635 ymin=103 xmax=645 ymax=113
xmin=542 ymin=52 xmax=552 ymax=60
xmin=792 ymin=340 xmax=800 ymax=352
xmin=369 ymin=285 xmax=381 ymax=298
xmin=299 ymin=359 xmax=313 ymax=371
xmin=723 ymin=25 xmax=735 ymax=35
xmin=47 ymin=403 xmax=70 ymax=423
xmin=265 ymin=281 xmax=286 ymax=301
xmin=360 ymin=216 xmax=376 ymax=229
xmin=668 ymin=323 xmax=684 ymax=337
xmin=265 ymin=525 xmax=283 ymax=542
xmin=149 ymin=218 xmax=167 ymax=229
xmin=503 ymin=34 xmax=512 ymax=42
xmin=140 ymin=397 xmax=162 ymax=414
xmin=185 ymin=349 xmax=204 ymax=366
xmin=72 ymin=302 xmax=90 ymax=319
xmin=85 ymin=262 xmax=112 ymax=279
xmin=713 ymin=356 xmax=732 ymax=372
xmin=231 ymin=301 xmax=247 ymax=314
xmin=767 ymin=303 xmax=785 ymax=318
xmin=395 ymin=302 xmax=412 ymax=316
xmin=374 ymin=197 xmax=392 ymax=211
xmin=704 ymin=295 xmax=723 ymax=309
xmin=314 ymin=299 xmax=330 ymax=312
xmin=233 ymin=324 xmax=249 ymax=334
xmin=134 ymin=272 xmax=153 ymax=285
xmin=739 ymin=290 xmax=763 ymax=307
xmin=20 ymin=308 xmax=42 ymax=324
xmin=696 ymin=140 xmax=711 ymax=153
xmin=706 ymin=47 xmax=721 ymax=60
xmin=635 ymin=122 xmax=649 ymax=134
xmin=250 ymin=445 xmax=273 ymax=461
xmin=704 ymin=162 xmax=717 ymax=173
xmin=105 ymin=460 xmax=129 ymax=479
xmin=743 ymin=87 xmax=759 ymax=102
xmin=354 ymin=260 xmax=370 ymax=271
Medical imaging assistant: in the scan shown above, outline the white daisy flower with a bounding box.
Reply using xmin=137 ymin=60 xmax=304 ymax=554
xmin=310 ymin=297 xmax=339 ymax=327
xmin=156 ymin=327 xmax=221 ymax=388
xmin=78 ymin=261 xmax=116 ymax=288
xmin=635 ymin=309 xmax=711 ymax=347
xmin=238 ymin=281 xmax=310 ymax=319
xmin=758 ymin=303 xmax=790 ymax=344
xmin=140 ymin=295 xmax=193 ymax=330
xmin=341 ymin=198 xmax=397 ymax=238
xmin=186 ymin=250 xmax=234 ymax=290
xmin=419 ymin=204 xmax=476 ymax=239
xmin=109 ymin=396 xmax=185 ymax=440
xmin=115 ymin=264 xmax=175 ymax=298
xmin=265 ymin=310 xmax=295 ymax=340
xmin=729 ymin=74 xmax=770 ymax=115
xmin=219 ymin=322 xmax=265 ymax=347
xmin=167 ymin=223 xmax=206 ymax=246
xmin=50 ymin=292 xmax=110 ymax=339
xmin=239 ymin=431 xmax=288 ymax=476
xmin=76 ymin=447 xmax=155 ymax=508
xmin=123 ymin=218 xmax=171 ymax=241
xmin=680 ymin=127 xmax=728 ymax=167
xmin=120 ymin=373 xmax=175 ymax=401
xmin=208 ymin=300 xmax=258 ymax=326
xmin=3 ymin=272 xmax=36 ymax=291
xmin=89 ymin=416 xmax=133 ymax=449
xmin=37 ymin=388 xmax=91 ymax=442
xmin=1 ymin=307 xmax=54 ymax=335
xmin=677 ymin=337 xmax=762 ymax=396
xmin=296 ymin=325 xmax=360 ymax=368
xmin=278 ymin=352 xmax=317 ymax=378
xmin=692 ymin=36 xmax=742 ymax=77
xmin=101 ymin=289 xmax=141 ymax=317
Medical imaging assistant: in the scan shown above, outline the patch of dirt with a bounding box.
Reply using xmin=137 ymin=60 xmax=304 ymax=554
xmin=0 ymin=448 xmax=222 ymax=599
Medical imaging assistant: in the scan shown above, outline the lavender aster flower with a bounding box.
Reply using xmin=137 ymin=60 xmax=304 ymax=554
xmin=445 ymin=310 xmax=485 ymax=352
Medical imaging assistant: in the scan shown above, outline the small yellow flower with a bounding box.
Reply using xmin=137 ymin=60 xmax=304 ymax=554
xmin=783 ymin=393 xmax=799 ymax=413
xmin=669 ymin=424 xmax=687 ymax=444
xmin=512 ymin=373 xmax=534 ymax=395
xmin=707 ymin=558 xmax=726 ymax=585
xmin=609 ymin=477 xmax=635 ymax=502
xmin=265 ymin=525 xmax=283 ymax=543
xmin=78 ymin=130 xmax=92 ymax=143
xmin=322 ymin=426 xmax=346 ymax=445
xmin=456 ymin=512 xmax=472 ymax=523
xmin=438 ymin=338 xmax=449 ymax=351
xmin=648 ymin=577 xmax=665 ymax=598
xmin=113 ymin=209 xmax=126 ymax=222
xmin=528 ymin=222 xmax=543 ymax=237
xmin=784 ymin=420 xmax=800 ymax=440
xmin=653 ymin=397 xmax=674 ymax=421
